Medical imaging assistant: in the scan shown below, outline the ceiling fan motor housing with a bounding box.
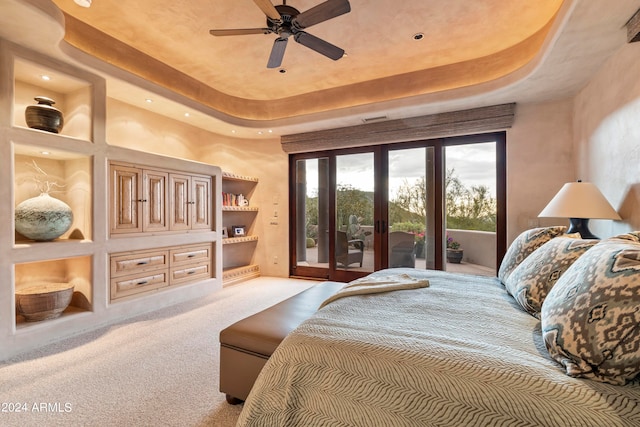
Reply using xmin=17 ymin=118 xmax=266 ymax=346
xmin=269 ymin=5 xmax=301 ymax=37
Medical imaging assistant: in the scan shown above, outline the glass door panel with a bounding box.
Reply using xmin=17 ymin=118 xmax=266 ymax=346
xmin=335 ymin=153 xmax=375 ymax=274
xmin=444 ymin=142 xmax=497 ymax=275
xmin=387 ymin=147 xmax=436 ymax=269
xmin=295 ymin=158 xmax=330 ymax=271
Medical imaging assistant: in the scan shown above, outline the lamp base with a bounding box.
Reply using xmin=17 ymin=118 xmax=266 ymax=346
xmin=567 ymin=218 xmax=599 ymax=239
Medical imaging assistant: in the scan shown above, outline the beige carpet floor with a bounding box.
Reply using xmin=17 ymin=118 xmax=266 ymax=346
xmin=0 ymin=277 xmax=317 ymax=427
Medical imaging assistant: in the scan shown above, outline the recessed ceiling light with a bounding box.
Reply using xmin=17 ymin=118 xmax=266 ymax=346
xmin=74 ymin=0 xmax=92 ymax=7
xmin=268 ymin=129 xmax=273 ymax=133
xmin=279 ymin=69 xmax=287 ymax=74
xmin=231 ymin=130 xmax=236 ymax=134
xmin=145 ymin=98 xmax=153 ymax=103
xmin=40 ymin=151 xmax=50 ymax=155
xmin=40 ymin=75 xmax=51 ymax=81
xmin=413 ymin=32 xmax=424 ymax=41
xmin=184 ymin=112 xmax=190 ymax=117
xmin=257 ymin=131 xmax=263 ymax=135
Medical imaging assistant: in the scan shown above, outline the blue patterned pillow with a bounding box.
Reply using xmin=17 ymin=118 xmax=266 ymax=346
xmin=505 ymin=237 xmax=597 ymax=318
xmin=541 ymin=232 xmax=640 ymax=385
xmin=498 ymin=226 xmax=567 ymax=283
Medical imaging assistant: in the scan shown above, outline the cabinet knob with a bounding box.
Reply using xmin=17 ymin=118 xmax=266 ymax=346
xmin=137 ymin=199 xmax=147 ymax=203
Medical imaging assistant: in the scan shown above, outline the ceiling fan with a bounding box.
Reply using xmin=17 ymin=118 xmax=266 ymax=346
xmin=209 ymin=0 xmax=351 ymax=68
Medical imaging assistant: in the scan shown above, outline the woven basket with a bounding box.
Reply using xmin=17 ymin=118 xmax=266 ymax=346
xmin=15 ymin=283 xmax=74 ymax=322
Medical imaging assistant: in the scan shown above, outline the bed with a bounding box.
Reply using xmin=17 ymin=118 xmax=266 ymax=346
xmin=237 ymin=229 xmax=640 ymax=426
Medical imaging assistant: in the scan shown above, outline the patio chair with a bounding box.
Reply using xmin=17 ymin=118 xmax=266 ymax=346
xmin=336 ymin=230 xmax=364 ymax=267
xmin=389 ymin=231 xmax=416 ymax=268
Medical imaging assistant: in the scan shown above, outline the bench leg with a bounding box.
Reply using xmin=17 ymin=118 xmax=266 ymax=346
xmin=226 ymin=394 xmax=244 ymax=405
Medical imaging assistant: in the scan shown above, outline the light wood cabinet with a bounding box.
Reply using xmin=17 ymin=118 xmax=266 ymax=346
xmin=110 ymin=243 xmax=212 ymax=301
xmin=111 ymin=163 xmax=211 ymax=235
xmin=169 ymin=173 xmax=211 ymax=231
xmin=110 ymin=164 xmax=169 ymax=234
xmin=110 ymin=249 xmax=170 ymax=301
xmin=170 ymin=243 xmax=213 ymax=285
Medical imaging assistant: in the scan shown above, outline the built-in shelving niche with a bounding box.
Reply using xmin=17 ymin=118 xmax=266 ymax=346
xmin=14 ymin=144 xmax=92 ymax=244
xmin=13 ymin=58 xmax=93 ymax=141
xmin=14 ymin=256 xmax=93 ymax=329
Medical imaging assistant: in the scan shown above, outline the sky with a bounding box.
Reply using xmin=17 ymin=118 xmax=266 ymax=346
xmin=302 ymin=142 xmax=497 ymax=198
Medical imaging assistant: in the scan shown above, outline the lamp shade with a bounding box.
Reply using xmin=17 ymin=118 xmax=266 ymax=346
xmin=538 ymin=181 xmax=621 ymax=220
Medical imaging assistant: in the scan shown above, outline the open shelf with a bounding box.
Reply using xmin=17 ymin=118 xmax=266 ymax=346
xmin=223 ymin=235 xmax=259 ymax=245
xmin=13 ymin=58 xmax=93 ymax=141
xmin=222 ymin=172 xmax=259 ymax=285
xmin=14 ymin=144 xmax=92 ymax=244
xmin=15 ymin=256 xmax=92 ymax=328
xmin=222 ymin=205 xmax=259 ymax=212
xmin=223 ymin=264 xmax=260 ymax=286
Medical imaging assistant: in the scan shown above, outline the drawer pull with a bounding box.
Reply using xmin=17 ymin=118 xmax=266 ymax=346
xmin=187 ymin=254 xmax=196 ymax=258
xmin=136 ymin=280 xmax=148 ymax=285
xmin=187 ymin=270 xmax=196 ymax=275
xmin=137 ymin=261 xmax=148 ymax=265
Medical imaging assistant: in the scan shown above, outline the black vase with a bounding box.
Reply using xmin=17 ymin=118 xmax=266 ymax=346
xmin=25 ymin=96 xmax=64 ymax=133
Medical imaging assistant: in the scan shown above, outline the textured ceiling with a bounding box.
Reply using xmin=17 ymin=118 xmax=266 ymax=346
xmin=2 ymin=1 xmax=639 ymax=138
xmin=52 ymin=0 xmax=562 ymax=101
xmin=50 ymin=0 xmax=563 ymax=118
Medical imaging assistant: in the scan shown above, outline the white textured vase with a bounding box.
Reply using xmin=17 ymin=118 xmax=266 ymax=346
xmin=15 ymin=193 xmax=73 ymax=241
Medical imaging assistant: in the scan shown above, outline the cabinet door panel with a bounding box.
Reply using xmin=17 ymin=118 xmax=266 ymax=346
xmin=169 ymin=174 xmax=190 ymax=230
xmin=144 ymin=170 xmax=169 ymax=232
xmin=110 ymin=165 xmax=142 ymax=234
xmin=191 ymin=176 xmax=211 ymax=230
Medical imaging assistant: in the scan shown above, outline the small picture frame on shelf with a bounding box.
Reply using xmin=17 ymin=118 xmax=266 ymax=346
xmin=231 ymin=225 xmax=246 ymax=237
xmin=221 ymin=226 xmax=228 ymax=239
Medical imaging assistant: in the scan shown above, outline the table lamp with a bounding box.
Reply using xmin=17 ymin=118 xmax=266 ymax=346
xmin=538 ymin=180 xmax=620 ymax=239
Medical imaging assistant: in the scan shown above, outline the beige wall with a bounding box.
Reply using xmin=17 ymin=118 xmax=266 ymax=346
xmin=107 ymin=99 xmax=200 ymax=160
xmin=505 ymin=99 xmax=575 ymax=242
xmin=573 ymin=41 xmax=640 ymax=237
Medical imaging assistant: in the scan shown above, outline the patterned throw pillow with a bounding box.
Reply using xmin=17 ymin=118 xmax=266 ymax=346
xmin=505 ymin=237 xmax=598 ymax=318
xmin=541 ymin=232 xmax=640 ymax=385
xmin=498 ymin=226 xmax=567 ymax=283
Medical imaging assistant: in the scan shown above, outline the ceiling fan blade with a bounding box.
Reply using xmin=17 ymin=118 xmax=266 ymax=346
xmin=294 ymin=31 xmax=344 ymax=60
xmin=294 ymin=0 xmax=351 ymax=29
xmin=267 ymin=37 xmax=288 ymax=68
xmin=253 ymin=0 xmax=281 ymax=21
xmin=209 ymin=28 xmax=271 ymax=36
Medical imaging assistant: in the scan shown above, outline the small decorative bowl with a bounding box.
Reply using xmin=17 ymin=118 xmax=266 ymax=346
xmin=15 ymin=283 xmax=74 ymax=322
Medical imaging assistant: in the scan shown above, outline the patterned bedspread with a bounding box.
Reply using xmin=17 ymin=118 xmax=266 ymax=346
xmin=237 ymin=269 xmax=640 ymax=426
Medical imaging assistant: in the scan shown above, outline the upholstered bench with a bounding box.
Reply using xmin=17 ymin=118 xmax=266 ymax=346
xmin=219 ymin=281 xmax=343 ymax=404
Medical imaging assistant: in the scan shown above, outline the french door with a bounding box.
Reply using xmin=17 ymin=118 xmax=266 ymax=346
xmin=289 ymin=133 xmax=506 ymax=282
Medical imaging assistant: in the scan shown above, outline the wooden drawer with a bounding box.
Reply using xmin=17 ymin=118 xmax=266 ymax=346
xmin=110 ymin=249 xmax=169 ymax=277
xmin=170 ymin=244 xmax=211 ymax=267
xmin=170 ymin=262 xmax=211 ymax=286
xmin=110 ymin=270 xmax=169 ymax=300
